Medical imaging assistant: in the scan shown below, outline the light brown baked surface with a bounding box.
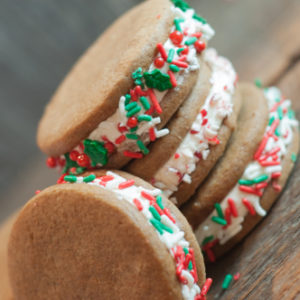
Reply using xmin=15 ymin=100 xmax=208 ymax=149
xmin=8 ymin=170 xmax=205 ymax=299
xmin=174 ymin=85 xmax=242 ymax=206
xmin=211 ymin=127 xmax=299 ymax=258
xmin=125 ymin=62 xmax=212 ymax=180
xmin=182 ymin=82 xmax=269 ymax=228
xmin=37 ymin=0 xmax=174 ymax=157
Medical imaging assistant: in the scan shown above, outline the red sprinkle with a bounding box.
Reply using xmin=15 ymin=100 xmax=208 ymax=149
xmin=267 ymin=119 xmax=280 ymax=136
xmin=270 ymin=99 xmax=285 ymax=112
xmin=190 ymin=129 xmax=199 ymax=134
xmin=133 ymin=198 xmax=143 ymax=211
xmin=163 ymin=208 xmax=176 ymax=223
xmin=127 ymin=117 xmax=138 ymax=128
xmin=234 ymin=272 xmax=241 ymax=281
xmin=242 ymin=198 xmax=256 ymax=216
xmin=130 ymin=89 xmax=138 ymax=101
xmin=228 ymin=198 xmax=238 ymax=217
xmin=254 ymin=136 xmax=269 ymax=160
xmin=77 ymin=154 xmax=90 ymax=167
xmin=104 ymin=141 xmax=115 ymax=154
xmin=134 ymin=85 xmax=147 ymax=96
xmin=174 ymin=153 xmax=180 ymax=159
xmin=117 ymin=122 xmax=128 ymax=133
xmin=205 ymin=248 xmax=216 ymax=263
xmin=149 ymin=127 xmax=156 ymax=142
xmin=255 ymin=182 xmax=268 ymax=190
xmin=123 ymin=150 xmax=143 ymax=159
xmin=69 ymin=150 xmax=79 ymax=161
xmin=153 ymin=202 xmax=164 ymax=215
xmin=154 ymin=57 xmax=165 ymax=68
xmin=194 ymin=40 xmax=206 ymax=53
xmin=201 ymin=278 xmax=213 ymax=296
xmin=57 ymin=157 xmax=66 ymax=167
xmin=239 ymin=185 xmax=263 ymax=197
xmin=259 ymin=160 xmax=280 ymax=167
xmin=99 ymin=175 xmax=114 ymax=182
xmin=177 ymin=54 xmax=187 ymax=62
xmin=272 ymin=182 xmax=282 ymax=192
xmin=148 ymin=88 xmax=162 ymax=114
xmin=168 ymin=70 xmax=177 ymax=87
xmin=192 ymin=32 xmax=203 ymax=38
xmin=224 ymin=207 xmax=232 ymax=226
xmin=57 ymin=173 xmax=67 ymax=184
xmin=200 ymin=109 xmax=207 ymax=117
xmin=141 ymin=191 xmax=155 ymax=203
xmin=46 ymin=157 xmax=57 ymax=168
xmin=172 ymin=60 xmax=189 ymax=68
xmin=115 ymin=135 xmax=126 ymax=145
xmin=35 ymin=190 xmax=41 ymax=195
xmin=181 ymin=46 xmax=189 ymax=55
xmin=194 ymin=152 xmax=203 ymax=160
xmin=189 ymin=248 xmax=198 ymax=282
xmin=118 ymin=179 xmax=135 ymax=189
xmin=157 ymin=43 xmax=168 ymax=60
xmin=271 ymin=172 xmax=281 ymax=179
xmin=145 ymin=106 xmax=155 ymax=115
xmin=169 ymin=30 xmax=184 ymax=45
xmin=201 ymin=118 xmax=208 ymax=126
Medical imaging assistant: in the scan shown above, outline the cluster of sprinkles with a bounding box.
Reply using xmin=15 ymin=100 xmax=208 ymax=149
xmin=46 ymin=0 xmax=214 ymax=175
xmin=152 ymin=48 xmax=237 ymax=200
xmin=62 ymin=170 xmax=213 ymax=300
xmin=194 ymin=86 xmax=298 ymax=262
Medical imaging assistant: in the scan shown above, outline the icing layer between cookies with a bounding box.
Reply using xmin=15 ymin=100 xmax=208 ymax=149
xmin=47 ymin=1 xmax=214 ymax=175
xmin=195 ymin=87 xmax=298 ymax=255
xmin=153 ymin=48 xmax=236 ymax=199
xmin=64 ymin=171 xmax=203 ymax=300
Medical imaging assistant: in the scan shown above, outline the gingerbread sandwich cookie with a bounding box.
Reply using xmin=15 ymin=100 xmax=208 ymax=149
xmin=8 ymin=170 xmax=213 ymax=300
xmin=128 ymin=48 xmax=240 ymax=206
xmin=192 ymin=86 xmax=299 ymax=260
xmin=182 ymin=82 xmax=269 ymax=229
xmin=37 ymin=0 xmax=214 ymax=174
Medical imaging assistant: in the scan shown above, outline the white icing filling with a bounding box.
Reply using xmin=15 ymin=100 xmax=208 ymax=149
xmin=73 ymin=171 xmax=202 ymax=299
xmin=195 ymin=87 xmax=298 ymax=246
xmin=88 ymin=6 xmax=215 ymax=159
xmin=153 ymin=48 xmax=236 ymax=198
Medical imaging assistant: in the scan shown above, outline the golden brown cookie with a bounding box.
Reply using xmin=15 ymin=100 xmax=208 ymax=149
xmin=8 ymin=170 xmax=208 ymax=300
xmin=191 ymin=86 xmax=299 ymax=261
xmin=37 ymin=0 xmax=215 ymax=173
xmin=182 ymin=82 xmax=269 ymax=228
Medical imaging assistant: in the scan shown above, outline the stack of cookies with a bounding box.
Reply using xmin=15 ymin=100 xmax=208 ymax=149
xmin=3 ymin=0 xmax=299 ymax=299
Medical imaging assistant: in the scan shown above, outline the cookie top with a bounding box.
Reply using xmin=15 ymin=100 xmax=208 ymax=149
xmin=182 ymin=82 xmax=269 ymax=228
xmin=8 ymin=170 xmax=208 ymax=299
xmin=193 ymin=86 xmax=299 ymax=260
xmin=38 ymin=0 xmax=215 ymax=173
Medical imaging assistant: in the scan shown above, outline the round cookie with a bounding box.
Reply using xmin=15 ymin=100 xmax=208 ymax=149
xmin=38 ymin=0 xmax=215 ymax=173
xmin=8 ymin=170 xmax=208 ymax=300
xmin=193 ymin=86 xmax=299 ymax=260
xmin=125 ymin=61 xmax=212 ymax=181
xmin=182 ymin=82 xmax=269 ymax=229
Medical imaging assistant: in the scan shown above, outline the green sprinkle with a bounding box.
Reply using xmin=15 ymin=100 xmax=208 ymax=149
xmin=169 ymin=64 xmax=180 ymax=72
xmin=63 ymin=153 xmax=79 ymax=174
xmin=183 ymin=247 xmax=189 ymax=255
xmin=160 ymin=222 xmax=173 ymax=234
xmin=144 ymin=69 xmax=172 ymax=92
xmin=255 ymin=78 xmax=262 ymax=88
xmin=64 ymin=175 xmax=77 ymax=183
xmin=132 ymin=67 xmax=143 ymax=79
xmin=253 ymin=174 xmax=268 ymax=184
xmin=83 ymin=139 xmax=108 ymax=167
xmin=291 ymin=153 xmax=297 ymax=163
xmin=139 ymin=96 xmax=151 ymax=110
xmin=188 ymin=261 xmax=193 ymax=270
xmin=150 ymin=218 xmax=163 ymax=234
xmin=137 ymin=140 xmax=149 ymax=155
xmin=193 ymin=13 xmax=207 ymax=24
xmin=138 ymin=115 xmax=152 ymax=122
xmin=156 ymin=195 xmax=164 ymax=209
xmin=167 ymin=49 xmax=175 ymax=63
xmin=277 ymin=106 xmax=283 ymax=120
xmin=275 ymin=127 xmax=281 ymax=137
xmin=185 ymin=37 xmax=197 ymax=46
xmin=174 ymin=17 xmax=185 ymax=32
xmin=222 ymin=274 xmax=233 ymax=290
xmin=83 ymin=174 xmax=96 ymax=183
xmin=211 ymin=216 xmax=227 ymax=226
xmin=268 ymin=116 xmax=275 ymax=126
xmin=238 ymin=179 xmax=254 ymax=186
xmin=201 ymin=235 xmax=214 ymax=246
xmin=130 ymin=126 xmax=138 ymax=132
xmin=125 ymin=94 xmax=131 ymax=105
xmin=171 ymin=0 xmax=190 ymax=12
xmin=275 ymin=97 xmax=281 ymax=103
xmin=126 ymin=133 xmax=139 ymax=140
xmin=126 ymin=105 xmax=141 ymax=117
xmin=177 ymin=47 xmax=185 ymax=55
xmin=149 ymin=206 xmax=161 ymax=221
xmin=288 ymin=108 xmax=295 ymax=119
xmin=214 ymin=203 xmax=224 ymax=219
xmin=125 ymin=102 xmax=138 ymax=111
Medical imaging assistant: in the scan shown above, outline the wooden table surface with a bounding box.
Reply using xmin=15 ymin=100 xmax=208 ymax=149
xmin=1 ymin=0 xmax=300 ymax=299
